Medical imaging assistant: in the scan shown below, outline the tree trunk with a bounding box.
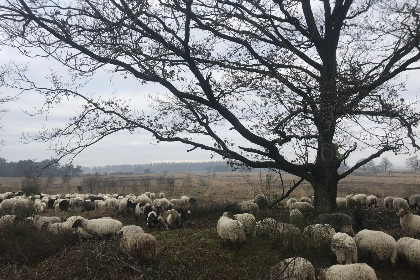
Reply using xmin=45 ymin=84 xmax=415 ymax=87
xmin=312 ymin=168 xmax=339 ymax=213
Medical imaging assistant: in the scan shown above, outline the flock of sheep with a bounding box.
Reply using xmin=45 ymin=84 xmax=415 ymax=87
xmin=0 ymin=191 xmax=194 ymax=262
xmin=217 ymin=193 xmax=420 ymax=279
xmin=1 ymin=190 xmax=420 ymax=279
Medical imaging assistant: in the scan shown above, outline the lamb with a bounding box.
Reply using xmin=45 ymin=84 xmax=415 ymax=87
xmin=331 ymin=232 xmax=357 ymax=264
xmin=384 ymin=196 xmax=395 ymax=209
xmin=397 ymin=209 xmax=420 ymax=238
xmin=216 ymin=212 xmax=246 ymax=244
xmin=393 ymin=197 xmax=409 ymax=211
xmin=319 ymin=263 xmax=377 ymax=280
xmin=288 ymin=202 xmax=314 ymax=213
xmin=354 ymin=229 xmax=397 ymax=265
xmin=270 ymin=257 xmax=315 ymax=280
xmin=119 ymin=232 xmax=157 ymax=261
xmin=353 ymin=194 xmax=367 ymax=206
xmin=234 ymin=213 xmax=256 ymax=236
xmin=159 ymin=209 xmax=182 ymax=230
xmin=314 ymin=213 xmax=353 ymax=235
xmin=366 ymin=195 xmax=378 ymax=207
xmin=303 ymin=224 xmax=336 ymax=248
xmin=289 ymin=209 xmax=304 ymax=227
xmin=409 ymin=194 xmax=420 ymax=210
xmin=238 ymin=200 xmax=259 ymax=217
xmin=396 ymin=237 xmax=420 ymax=270
xmin=72 ymin=217 xmax=123 ymax=238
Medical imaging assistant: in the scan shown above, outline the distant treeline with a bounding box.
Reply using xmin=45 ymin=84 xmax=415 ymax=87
xmin=82 ymin=161 xmax=234 ymax=174
xmin=0 ymin=158 xmax=83 ymax=177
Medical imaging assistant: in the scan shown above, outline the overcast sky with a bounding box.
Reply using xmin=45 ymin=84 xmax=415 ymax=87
xmin=0 ymin=44 xmax=419 ymax=169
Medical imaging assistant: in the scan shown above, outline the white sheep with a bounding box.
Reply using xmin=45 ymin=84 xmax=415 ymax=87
xmin=331 ymin=232 xmax=357 ymax=264
xmin=137 ymin=194 xmax=152 ymax=205
xmin=288 ymin=202 xmax=314 ymax=213
xmin=234 ymin=213 xmax=256 ymax=236
xmin=72 ymin=217 xmax=123 ymax=238
xmin=289 ymin=209 xmax=303 ymax=227
xmin=216 ymin=212 xmax=246 ymax=244
xmin=366 ymin=195 xmax=378 ymax=207
xmin=159 ymin=192 xmax=165 ymax=199
xmin=397 ymin=209 xmax=420 ymax=238
xmin=384 ymin=196 xmax=395 ymax=209
xmin=119 ymin=232 xmax=157 ymax=261
xmin=336 ymin=197 xmax=347 ymax=208
xmin=30 ymin=215 xmax=61 ymax=229
xmin=346 ymin=194 xmax=357 ymax=208
xmin=238 ymin=200 xmax=259 ymax=217
xmin=286 ymin=198 xmax=297 ymax=207
xmin=353 ymin=194 xmax=367 ymax=206
xmin=300 ymin=196 xmax=312 ymax=204
xmin=149 ymin=193 xmax=156 ymax=200
xmin=354 ymin=229 xmax=397 ymax=265
xmin=393 ymin=197 xmax=409 ymax=211
xmin=396 ymin=237 xmax=420 ymax=270
xmin=319 ymin=263 xmax=377 ymax=280
xmin=303 ymin=224 xmax=336 ymax=248
xmin=270 ymin=257 xmax=315 ymax=280
xmin=152 ymin=198 xmax=171 ymax=212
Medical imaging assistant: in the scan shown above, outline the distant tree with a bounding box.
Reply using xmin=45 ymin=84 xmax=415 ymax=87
xmin=379 ymin=157 xmax=393 ymax=173
xmin=406 ymin=155 xmax=419 ymax=172
xmin=358 ymin=158 xmax=376 ymax=173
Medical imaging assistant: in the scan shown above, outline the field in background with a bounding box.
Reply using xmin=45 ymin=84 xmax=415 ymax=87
xmin=1 ymin=171 xmax=419 ymax=200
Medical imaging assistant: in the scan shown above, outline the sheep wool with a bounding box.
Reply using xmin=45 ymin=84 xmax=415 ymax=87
xmin=303 ymin=224 xmax=336 ymax=248
xmin=238 ymin=200 xmax=259 ymax=217
xmin=353 ymin=194 xmax=367 ymax=206
xmin=160 ymin=209 xmax=182 ymax=230
xmin=331 ymin=232 xmax=357 ymax=264
xmin=289 ymin=209 xmax=303 ymax=227
xmin=354 ymin=229 xmax=397 ymax=265
xmin=270 ymin=257 xmax=315 ymax=280
xmin=234 ymin=213 xmax=256 ymax=236
xmin=217 ymin=212 xmax=246 ymax=244
xmin=118 ymin=225 xmax=144 ymax=237
xmin=409 ymin=194 xmax=420 ymax=210
xmin=384 ymin=196 xmax=395 ymax=209
xmin=255 ymin=218 xmax=278 ymax=238
xmin=288 ymin=202 xmax=314 ymax=213
xmin=397 ymin=209 xmax=420 ymax=238
xmin=396 ymin=237 xmax=420 ymax=270
xmin=367 ymin=195 xmax=378 ymax=207
xmin=319 ymin=263 xmax=377 ymax=280
xmin=336 ymin=197 xmax=347 ymax=208
xmin=120 ymin=232 xmax=157 ymax=261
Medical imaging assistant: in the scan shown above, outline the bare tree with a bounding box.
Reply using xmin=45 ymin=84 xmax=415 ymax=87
xmin=379 ymin=157 xmax=393 ymax=173
xmin=0 ymin=1 xmax=420 ymax=212
xmin=406 ymin=155 xmax=419 ymax=172
xmin=357 ymin=158 xmax=376 ymax=173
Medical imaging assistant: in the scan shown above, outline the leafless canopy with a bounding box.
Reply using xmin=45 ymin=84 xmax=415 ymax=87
xmin=0 ymin=0 xmax=419 ymax=211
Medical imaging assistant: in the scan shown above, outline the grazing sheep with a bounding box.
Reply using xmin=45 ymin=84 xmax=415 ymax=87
xmin=126 ymin=199 xmax=138 ymax=212
xmin=117 ymin=225 xmax=144 ymax=237
xmin=336 ymin=197 xmax=347 ymax=208
xmin=137 ymin=194 xmax=152 ymax=206
xmin=238 ymin=200 xmax=259 ymax=217
xmin=314 ymin=213 xmax=353 ymax=235
xmin=319 ymin=263 xmax=377 ymax=280
xmin=384 ymin=196 xmax=395 ymax=209
xmin=286 ymin=198 xmax=297 ymax=207
xmin=160 ymin=209 xmax=182 ymax=230
xmin=409 ymin=194 xmax=420 ymax=210
xmin=346 ymin=194 xmax=357 ymax=209
xmin=393 ymin=197 xmax=410 ymax=211
xmin=58 ymin=199 xmax=70 ymax=212
xmin=152 ymin=198 xmax=171 ymax=212
xmin=303 ymin=224 xmax=336 ymax=248
xmin=331 ymin=232 xmax=357 ymax=264
xmin=176 ymin=208 xmax=192 ymax=227
xmin=288 ymin=202 xmax=314 ymax=213
xmin=216 ymin=212 xmax=246 ymax=244
xmin=159 ymin=192 xmax=165 ymax=199
xmin=72 ymin=217 xmax=123 ymax=238
xmin=354 ymin=229 xmax=397 ymax=265
xmin=397 ymin=209 xmax=420 ymax=238
xmin=300 ymin=196 xmax=312 ymax=204
xmin=119 ymin=198 xmax=128 ymax=213
xmin=0 ymin=198 xmax=16 ymax=214
xmin=255 ymin=218 xmax=278 ymax=238
xmin=234 ymin=213 xmax=256 ymax=236
xmin=367 ymin=195 xmax=378 ymax=207
xmin=82 ymin=200 xmax=95 ymax=212
xmin=270 ymin=257 xmax=315 ymax=280
xmin=396 ymin=237 xmax=420 ymax=270
xmin=289 ymin=209 xmax=304 ymax=227
xmin=119 ymin=232 xmax=157 ymax=261
xmin=353 ymin=194 xmax=367 ymax=206
xmin=149 ymin=193 xmax=156 ymax=200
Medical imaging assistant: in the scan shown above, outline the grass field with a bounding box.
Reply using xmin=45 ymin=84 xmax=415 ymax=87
xmin=0 ymin=171 xmax=419 ymax=279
